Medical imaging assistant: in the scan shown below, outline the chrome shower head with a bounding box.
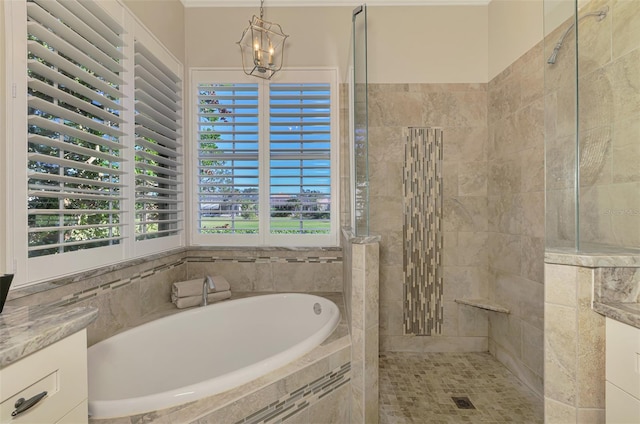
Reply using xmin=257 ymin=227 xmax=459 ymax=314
xmin=547 ymin=44 xmax=561 ymax=65
xmin=546 ymin=6 xmax=609 ymax=65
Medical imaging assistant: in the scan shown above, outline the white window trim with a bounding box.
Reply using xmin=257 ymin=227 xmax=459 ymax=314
xmin=189 ymin=68 xmax=340 ymax=248
xmin=4 ymin=0 xmax=185 ymax=287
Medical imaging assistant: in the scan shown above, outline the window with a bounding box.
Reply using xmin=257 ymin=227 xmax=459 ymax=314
xmin=5 ymin=0 xmax=184 ymax=286
xmin=134 ymin=40 xmax=183 ymax=242
xmin=25 ymin=0 xmax=125 ymax=258
xmin=192 ymin=69 xmax=338 ymax=246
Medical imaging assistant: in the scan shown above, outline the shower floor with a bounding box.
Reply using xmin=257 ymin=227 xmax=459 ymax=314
xmin=379 ymin=352 xmax=543 ymax=424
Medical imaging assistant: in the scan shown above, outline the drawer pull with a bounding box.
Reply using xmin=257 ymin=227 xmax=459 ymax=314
xmin=11 ymin=391 xmax=47 ymax=418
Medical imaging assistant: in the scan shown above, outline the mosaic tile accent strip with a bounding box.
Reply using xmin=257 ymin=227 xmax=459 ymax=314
xmin=379 ymin=352 xmax=543 ymax=423
xmin=185 ymin=255 xmax=342 ymax=264
xmin=402 ymin=127 xmax=444 ymax=335
xmin=234 ymin=362 xmax=351 ymax=424
xmin=50 ymin=259 xmax=185 ymax=307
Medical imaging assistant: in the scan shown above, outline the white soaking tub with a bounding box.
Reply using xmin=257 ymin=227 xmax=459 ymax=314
xmin=87 ymin=293 xmax=340 ymax=419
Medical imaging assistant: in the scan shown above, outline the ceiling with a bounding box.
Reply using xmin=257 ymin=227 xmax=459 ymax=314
xmin=180 ymin=0 xmax=491 ymax=7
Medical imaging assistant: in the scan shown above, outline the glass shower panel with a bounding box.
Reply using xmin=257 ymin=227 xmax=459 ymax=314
xmin=576 ymin=0 xmax=640 ymax=251
xmin=352 ymin=4 xmax=369 ymax=236
xmin=544 ymin=0 xmax=640 ymax=252
xmin=544 ymin=0 xmax=579 ymax=250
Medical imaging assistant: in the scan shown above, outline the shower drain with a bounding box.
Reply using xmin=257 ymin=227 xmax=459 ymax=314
xmin=452 ymin=396 xmax=476 ymax=410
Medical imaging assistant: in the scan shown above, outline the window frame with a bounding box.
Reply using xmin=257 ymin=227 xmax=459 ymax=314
xmin=189 ymin=68 xmax=340 ymax=247
xmin=4 ymin=0 xmax=184 ymax=287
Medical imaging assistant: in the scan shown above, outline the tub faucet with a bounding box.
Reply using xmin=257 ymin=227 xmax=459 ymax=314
xmin=202 ymin=275 xmax=216 ymax=306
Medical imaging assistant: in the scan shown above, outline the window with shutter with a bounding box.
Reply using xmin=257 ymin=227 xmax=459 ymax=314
xmin=5 ymin=0 xmax=185 ymax=286
xmin=134 ymin=40 xmax=182 ymax=241
xmin=192 ymin=69 xmax=338 ymax=246
xmin=26 ymin=0 xmax=125 ymax=257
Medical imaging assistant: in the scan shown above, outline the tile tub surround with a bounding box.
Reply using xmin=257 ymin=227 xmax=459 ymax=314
xmin=0 ymin=304 xmax=98 ymax=368
xmin=89 ymin=292 xmax=351 ymax=424
xmin=5 ymin=248 xmax=343 ymax=346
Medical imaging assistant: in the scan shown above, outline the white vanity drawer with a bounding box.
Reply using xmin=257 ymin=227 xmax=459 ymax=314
xmin=606 ymin=318 xmax=640 ymax=399
xmin=606 ymin=381 xmax=640 ymax=424
xmin=0 ymin=331 xmax=88 ymax=424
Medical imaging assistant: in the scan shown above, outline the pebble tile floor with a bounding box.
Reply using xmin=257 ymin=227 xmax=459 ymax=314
xmin=379 ymin=352 xmax=544 ymax=424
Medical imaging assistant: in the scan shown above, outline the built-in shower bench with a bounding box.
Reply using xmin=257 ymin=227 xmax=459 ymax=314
xmin=454 ymin=298 xmax=510 ymax=313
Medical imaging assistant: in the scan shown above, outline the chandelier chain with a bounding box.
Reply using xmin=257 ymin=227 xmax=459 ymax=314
xmin=259 ymin=0 xmax=264 ymax=19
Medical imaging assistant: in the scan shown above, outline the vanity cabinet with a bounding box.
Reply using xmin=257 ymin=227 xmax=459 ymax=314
xmin=606 ymin=317 xmax=640 ymax=423
xmin=0 ymin=330 xmax=89 ymax=424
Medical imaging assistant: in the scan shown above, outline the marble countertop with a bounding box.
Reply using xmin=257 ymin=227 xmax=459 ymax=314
xmin=593 ymin=301 xmax=640 ymax=329
xmin=0 ymin=304 xmax=98 ymax=369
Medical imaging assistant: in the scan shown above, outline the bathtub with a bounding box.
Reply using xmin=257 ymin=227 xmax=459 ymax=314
xmin=87 ymin=293 xmax=340 ymax=419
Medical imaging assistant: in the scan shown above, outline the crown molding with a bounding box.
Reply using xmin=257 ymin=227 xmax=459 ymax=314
xmin=180 ymin=0 xmax=491 ymax=8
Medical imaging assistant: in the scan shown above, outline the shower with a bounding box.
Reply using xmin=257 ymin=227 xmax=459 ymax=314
xmin=546 ymin=6 xmax=608 ymax=64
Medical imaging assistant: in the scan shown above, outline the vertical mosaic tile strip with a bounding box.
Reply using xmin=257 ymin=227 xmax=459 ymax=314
xmin=233 ymin=362 xmax=351 ymax=424
xmin=402 ymin=127 xmax=444 ymax=335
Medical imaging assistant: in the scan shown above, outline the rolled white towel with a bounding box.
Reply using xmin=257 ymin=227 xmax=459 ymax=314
xmin=173 ymin=290 xmax=231 ymax=309
xmin=171 ymin=276 xmax=231 ymax=299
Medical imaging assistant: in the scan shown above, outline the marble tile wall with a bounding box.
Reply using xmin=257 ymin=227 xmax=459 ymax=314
xmin=369 ymin=83 xmax=490 ymax=352
xmin=6 ymin=248 xmax=343 ymax=346
xmin=487 ymin=41 xmax=546 ymax=397
xmin=545 ymin=0 xmax=640 ymax=249
xmin=349 ymin=240 xmax=380 ymax=424
xmin=184 ymin=249 xmax=343 ymax=293
xmin=544 ymin=263 xmax=606 ymax=423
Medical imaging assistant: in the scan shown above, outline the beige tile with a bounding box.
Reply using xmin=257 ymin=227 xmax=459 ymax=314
xmin=443 ymin=126 xmax=487 ymax=163
xmin=489 ymin=159 xmax=522 ymax=195
xmin=522 ymin=321 xmax=544 ymax=377
xmin=545 ymin=397 xmax=577 ymax=424
xmin=458 ymin=161 xmax=487 ymax=196
xmin=576 ymin=408 xmax=606 ymax=424
xmin=457 ymin=232 xmax=488 ymax=267
xmin=522 ymin=236 xmax=544 ymax=283
xmin=488 ymin=232 xmax=521 ymax=274
xmin=308 ymin=383 xmax=350 ymax=424
xmin=613 ymin=0 xmax=640 ymax=59
xmin=443 ymin=196 xmax=488 ymax=232
xmin=545 ymin=263 xmax=577 ymax=307
xmin=521 ymin=191 xmax=545 ymax=238
xmin=488 ymin=194 xmax=523 ymax=234
xmin=544 ymin=304 xmax=577 ymax=405
xmin=380 ymin=352 xmax=542 ymax=423
xmin=521 ymin=146 xmax=545 ymax=193
xmin=609 ymin=49 xmax=640 ymax=123
xmin=579 ymin=125 xmax=613 ymax=187
xmin=612 ymin=117 xmax=640 ymax=183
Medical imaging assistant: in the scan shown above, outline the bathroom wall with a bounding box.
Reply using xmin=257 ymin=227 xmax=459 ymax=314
xmin=488 ymin=0 xmax=544 ymax=80
xmin=184 ymin=5 xmax=489 ymax=83
xmin=546 ymin=0 xmax=640 ymax=249
xmin=487 ymin=41 xmax=546 ymax=396
xmin=123 ymin=0 xmax=186 ymax=64
xmin=0 ymin=0 xmax=7 ymax=275
xmin=372 ymin=82 xmax=490 ymax=352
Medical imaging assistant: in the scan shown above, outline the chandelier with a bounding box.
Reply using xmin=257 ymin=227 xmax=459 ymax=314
xmin=237 ymin=0 xmax=288 ymax=80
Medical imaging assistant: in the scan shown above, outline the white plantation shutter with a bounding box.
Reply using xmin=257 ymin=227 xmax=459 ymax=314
xmin=134 ymin=40 xmax=182 ymax=241
xmin=26 ymin=0 xmax=125 ymax=257
xmin=269 ymin=83 xmax=331 ymax=234
xmin=192 ymin=70 xmax=337 ymax=246
xmin=196 ymin=83 xmax=260 ymax=235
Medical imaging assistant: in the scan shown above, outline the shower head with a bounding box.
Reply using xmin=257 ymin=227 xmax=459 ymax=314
xmin=546 ymin=6 xmax=609 ymax=65
xmin=547 ymin=44 xmax=561 ymax=65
